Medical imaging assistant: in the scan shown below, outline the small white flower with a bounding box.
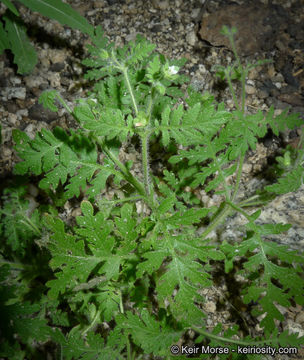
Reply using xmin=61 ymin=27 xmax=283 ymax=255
xmin=168 ymin=65 xmax=179 ymax=75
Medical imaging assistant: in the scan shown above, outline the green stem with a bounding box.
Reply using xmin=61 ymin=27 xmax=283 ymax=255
xmin=81 ymin=310 xmax=101 ymax=337
xmin=191 ymin=326 xmax=276 ymax=347
xmin=225 ymin=199 xmax=252 ymax=221
xmin=226 ymin=72 xmax=240 ymax=112
xmin=240 ymin=69 xmax=247 ymax=113
xmin=122 ymin=68 xmax=138 ymax=115
xmin=208 ymin=139 xmax=231 ymax=199
xmin=0 ymin=259 xmax=27 ymax=270
xmin=141 ymin=132 xmax=151 ymax=196
xmin=98 ymin=195 xmax=143 ymax=206
xmin=231 ymin=154 xmax=244 ymax=202
xmin=293 ymin=125 xmax=304 ymax=168
xmin=21 ymin=217 xmax=41 ymax=236
xmin=98 ymin=139 xmax=146 ymax=198
xmin=200 ymin=204 xmax=231 ymax=240
xmin=119 ymin=290 xmax=124 ymax=314
xmin=126 ymin=335 xmax=132 ymax=360
xmin=56 ymin=93 xmax=73 ymax=114
xmin=111 ymin=49 xmax=138 ymax=115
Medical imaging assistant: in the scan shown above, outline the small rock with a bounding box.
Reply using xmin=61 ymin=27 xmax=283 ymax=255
xmin=41 ymin=57 xmax=50 ymax=68
xmin=245 ymin=85 xmax=256 ymax=95
xmin=190 ymin=7 xmax=201 ymax=20
xmin=10 ymin=76 xmax=21 ymax=85
xmin=6 ymin=101 xmax=18 ymax=113
xmin=257 ymin=88 xmax=269 ymax=99
xmin=2 ymin=87 xmax=26 ymax=100
xmin=28 ymin=184 xmax=39 ymax=197
xmin=248 ymin=67 xmax=258 ymax=80
xmin=24 ymin=123 xmax=36 ymax=139
xmin=24 ymin=75 xmax=44 ymax=88
xmin=93 ymin=0 xmax=104 ymax=8
xmin=287 ymin=319 xmax=304 ymax=337
xmin=186 ymin=30 xmax=197 ymax=46
xmin=295 ymin=312 xmax=304 ymax=325
xmin=50 ymin=62 xmax=65 ymax=72
xmin=16 ymin=109 xmax=28 ymax=118
xmin=3 ymin=147 xmax=12 ymax=158
xmin=72 ymin=63 xmax=83 ymax=76
xmin=204 ymin=301 xmax=216 ymax=313
xmin=275 ymin=39 xmax=285 ymax=52
xmin=72 ymin=207 xmax=82 ymax=217
xmin=8 ymin=113 xmax=18 ymax=125
xmin=49 ymin=49 xmax=67 ymax=64
xmin=267 ymin=64 xmax=276 ymax=78
xmin=242 ymin=163 xmax=252 ymax=174
xmin=28 ymin=103 xmax=58 ymax=123
xmin=151 ymin=24 xmax=162 ymax=33
xmin=46 ymin=72 xmax=61 ymax=88
xmin=152 ymin=0 xmax=169 ymax=10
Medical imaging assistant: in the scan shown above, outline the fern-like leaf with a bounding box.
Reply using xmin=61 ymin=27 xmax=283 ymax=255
xmin=138 ymin=208 xmax=224 ymax=325
xmin=13 ymin=129 xmax=123 ymax=199
xmin=73 ymin=102 xmax=134 ymax=142
xmin=0 ymin=185 xmax=40 ymax=254
xmin=0 ymin=265 xmax=51 ymax=353
xmin=53 ymin=328 xmax=125 ymax=360
xmin=222 ymin=221 xmax=304 ymax=335
xmin=44 ymin=215 xmax=105 ymax=299
xmin=265 ymin=106 xmax=303 ymax=136
xmin=116 ymin=309 xmax=182 ymax=356
xmin=155 ymin=101 xmax=231 ymax=147
xmin=265 ymin=165 xmax=304 ymax=194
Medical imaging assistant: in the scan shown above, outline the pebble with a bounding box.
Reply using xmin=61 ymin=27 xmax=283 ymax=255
xmin=50 ymin=62 xmax=65 ymax=72
xmin=245 ymin=84 xmax=256 ymax=95
xmin=186 ymin=30 xmax=197 ymax=46
xmin=267 ymin=64 xmax=276 ymax=78
xmin=47 ymin=72 xmax=61 ymax=88
xmin=242 ymin=163 xmax=252 ymax=174
xmin=1 ymin=87 xmax=26 ymax=100
xmin=151 ymin=0 xmax=169 ymax=10
xmin=295 ymin=312 xmax=304 ymax=325
xmin=10 ymin=77 xmax=22 ymax=85
xmin=2 ymin=147 xmax=12 ymax=158
xmin=204 ymin=301 xmax=216 ymax=313
xmin=24 ymin=75 xmax=44 ymax=88
xmin=8 ymin=113 xmax=18 ymax=125
xmin=28 ymin=103 xmax=58 ymax=122
xmin=49 ymin=49 xmax=67 ymax=64
xmin=190 ymin=7 xmax=201 ymax=20
xmin=16 ymin=109 xmax=28 ymax=118
xmin=28 ymin=184 xmax=39 ymax=197
xmin=257 ymin=88 xmax=269 ymax=99
xmin=24 ymin=123 xmax=36 ymax=139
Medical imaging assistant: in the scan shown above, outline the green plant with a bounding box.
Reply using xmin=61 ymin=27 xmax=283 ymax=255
xmin=0 ymin=0 xmax=93 ymax=74
xmin=1 ymin=25 xmax=304 ymax=359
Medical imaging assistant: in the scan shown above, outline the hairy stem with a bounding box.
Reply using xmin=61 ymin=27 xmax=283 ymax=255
xmin=191 ymin=326 xmax=277 ymax=347
xmin=81 ymin=310 xmax=101 ymax=337
xmin=200 ymin=204 xmax=231 ymax=240
xmin=122 ymin=67 xmax=138 ymax=115
xmin=141 ymin=132 xmax=151 ymax=196
xmin=231 ymin=154 xmax=244 ymax=202
xmin=225 ymin=199 xmax=252 ymax=221
xmin=99 ymin=140 xmax=144 ymax=194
